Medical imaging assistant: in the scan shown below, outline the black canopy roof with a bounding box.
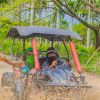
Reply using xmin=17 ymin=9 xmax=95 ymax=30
xmin=6 ymin=26 xmax=82 ymax=41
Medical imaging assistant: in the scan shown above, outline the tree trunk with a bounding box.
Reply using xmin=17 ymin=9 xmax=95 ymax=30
xmin=87 ymin=28 xmax=90 ymax=47
xmin=30 ymin=0 xmax=34 ymax=25
xmin=86 ymin=0 xmax=91 ymax=48
xmin=19 ymin=5 xmax=22 ymax=23
xmin=95 ymin=30 xmax=100 ymax=50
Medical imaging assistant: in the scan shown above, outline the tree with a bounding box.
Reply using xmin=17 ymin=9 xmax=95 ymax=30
xmin=80 ymin=0 xmax=100 ymax=13
xmin=52 ymin=0 xmax=100 ymax=49
xmin=0 ymin=0 xmax=8 ymax=4
xmin=30 ymin=0 xmax=34 ymax=25
xmin=87 ymin=0 xmax=91 ymax=47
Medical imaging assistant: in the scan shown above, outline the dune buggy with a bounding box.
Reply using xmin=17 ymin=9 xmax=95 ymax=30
xmin=1 ymin=26 xmax=91 ymax=100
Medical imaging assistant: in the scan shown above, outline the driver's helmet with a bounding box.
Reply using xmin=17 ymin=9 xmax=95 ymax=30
xmin=46 ymin=47 xmax=59 ymax=58
xmin=25 ymin=47 xmax=33 ymax=55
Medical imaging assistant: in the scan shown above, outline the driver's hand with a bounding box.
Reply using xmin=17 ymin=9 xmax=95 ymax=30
xmin=62 ymin=61 xmax=68 ymax=66
xmin=50 ymin=60 xmax=57 ymax=68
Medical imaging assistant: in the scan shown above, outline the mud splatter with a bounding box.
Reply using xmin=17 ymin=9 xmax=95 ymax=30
xmin=0 ymin=61 xmax=100 ymax=100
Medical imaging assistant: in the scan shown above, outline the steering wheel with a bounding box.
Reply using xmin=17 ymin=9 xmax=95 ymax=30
xmin=57 ymin=57 xmax=69 ymax=63
xmin=56 ymin=57 xmax=72 ymax=69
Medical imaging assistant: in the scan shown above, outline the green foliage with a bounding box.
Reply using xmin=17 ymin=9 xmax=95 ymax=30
xmin=73 ymin=23 xmax=87 ymax=35
xmin=73 ymin=23 xmax=87 ymax=44
xmin=60 ymin=19 xmax=69 ymax=29
xmin=76 ymin=45 xmax=100 ymax=74
xmin=76 ymin=45 xmax=95 ymax=64
xmin=0 ymin=0 xmax=8 ymax=3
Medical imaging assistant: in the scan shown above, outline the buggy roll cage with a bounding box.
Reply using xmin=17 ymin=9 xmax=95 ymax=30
xmin=10 ymin=37 xmax=70 ymax=61
xmin=7 ymin=26 xmax=82 ymax=74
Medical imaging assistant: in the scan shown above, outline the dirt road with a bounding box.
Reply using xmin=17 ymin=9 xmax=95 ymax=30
xmin=0 ymin=61 xmax=100 ymax=100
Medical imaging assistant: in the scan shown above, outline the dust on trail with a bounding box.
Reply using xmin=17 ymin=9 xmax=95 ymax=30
xmin=0 ymin=61 xmax=100 ymax=100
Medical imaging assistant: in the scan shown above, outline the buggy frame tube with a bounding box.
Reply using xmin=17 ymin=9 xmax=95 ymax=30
xmin=10 ymin=38 xmax=15 ymax=60
xmin=51 ymin=36 xmax=54 ymax=47
xmin=62 ymin=40 xmax=70 ymax=60
xmin=32 ymin=38 xmax=40 ymax=70
xmin=60 ymin=38 xmax=70 ymax=60
xmin=23 ymin=38 xmax=26 ymax=61
xmin=69 ymin=37 xmax=82 ymax=74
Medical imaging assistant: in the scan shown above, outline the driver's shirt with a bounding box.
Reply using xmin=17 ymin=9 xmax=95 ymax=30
xmin=41 ymin=59 xmax=72 ymax=82
xmin=41 ymin=59 xmax=71 ymax=74
xmin=41 ymin=60 xmax=49 ymax=69
xmin=41 ymin=59 xmax=63 ymax=70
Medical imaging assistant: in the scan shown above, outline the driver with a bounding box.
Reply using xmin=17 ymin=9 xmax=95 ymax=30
xmin=41 ymin=47 xmax=73 ymax=83
xmin=41 ymin=47 xmax=60 ymax=69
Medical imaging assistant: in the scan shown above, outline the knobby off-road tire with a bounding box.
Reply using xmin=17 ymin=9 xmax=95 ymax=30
xmin=13 ymin=79 xmax=32 ymax=100
xmin=1 ymin=72 xmax=15 ymax=87
xmin=1 ymin=72 xmax=31 ymax=100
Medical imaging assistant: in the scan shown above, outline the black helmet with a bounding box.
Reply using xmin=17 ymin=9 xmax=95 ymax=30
xmin=46 ymin=47 xmax=59 ymax=57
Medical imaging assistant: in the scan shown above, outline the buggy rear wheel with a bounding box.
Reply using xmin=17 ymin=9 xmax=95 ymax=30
xmin=13 ymin=79 xmax=25 ymax=100
xmin=13 ymin=79 xmax=31 ymax=100
xmin=1 ymin=72 xmax=15 ymax=87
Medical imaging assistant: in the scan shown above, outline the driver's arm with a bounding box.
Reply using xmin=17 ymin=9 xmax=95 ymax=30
xmin=49 ymin=60 xmax=57 ymax=69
